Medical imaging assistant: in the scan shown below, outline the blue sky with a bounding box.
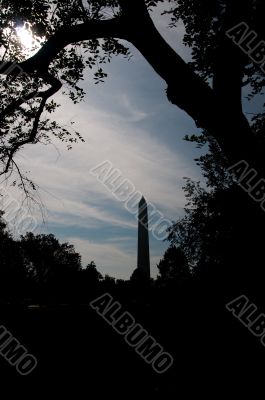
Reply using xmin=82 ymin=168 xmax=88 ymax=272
xmin=2 ymin=8 xmax=207 ymax=279
xmin=3 ymin=5 xmax=262 ymax=280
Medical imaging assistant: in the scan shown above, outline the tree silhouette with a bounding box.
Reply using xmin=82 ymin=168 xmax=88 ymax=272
xmin=0 ymin=4 xmax=264 ymax=392
xmin=157 ymin=245 xmax=190 ymax=286
xmin=102 ymin=274 xmax=116 ymax=291
xmin=0 ymin=211 xmax=27 ymax=303
xmin=167 ymin=132 xmax=265 ymax=289
xmin=20 ymin=232 xmax=82 ymax=301
xmin=83 ymin=261 xmax=103 ymax=282
xmin=76 ymin=261 xmax=103 ymax=300
xmin=0 ymin=0 xmax=264 ymax=190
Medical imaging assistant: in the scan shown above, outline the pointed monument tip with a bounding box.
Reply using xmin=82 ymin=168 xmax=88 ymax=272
xmin=139 ymin=196 xmax=146 ymax=204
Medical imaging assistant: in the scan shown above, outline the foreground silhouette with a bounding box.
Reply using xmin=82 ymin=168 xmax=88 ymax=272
xmin=0 ymin=201 xmax=264 ymax=396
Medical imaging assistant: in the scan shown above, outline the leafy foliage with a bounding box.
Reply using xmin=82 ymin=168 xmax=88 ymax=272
xmin=0 ymin=0 xmax=264 ymax=194
xmin=157 ymin=245 xmax=190 ymax=284
xmin=0 ymin=0 xmax=131 ymax=189
xmin=165 ymin=1 xmax=264 ymax=80
xmin=20 ymin=232 xmax=82 ymax=285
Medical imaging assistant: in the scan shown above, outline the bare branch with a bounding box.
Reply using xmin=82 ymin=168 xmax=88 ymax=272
xmin=0 ymin=70 xmax=62 ymax=174
xmin=0 ymin=71 xmax=62 ymax=123
xmin=0 ymin=0 xmax=257 ymax=170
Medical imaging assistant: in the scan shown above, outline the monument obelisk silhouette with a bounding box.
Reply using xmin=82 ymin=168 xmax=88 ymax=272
xmin=137 ymin=196 xmax=150 ymax=279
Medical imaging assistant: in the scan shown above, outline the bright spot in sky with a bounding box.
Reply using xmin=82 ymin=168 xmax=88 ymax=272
xmin=16 ymin=26 xmax=34 ymax=49
xmin=15 ymin=23 xmax=45 ymax=56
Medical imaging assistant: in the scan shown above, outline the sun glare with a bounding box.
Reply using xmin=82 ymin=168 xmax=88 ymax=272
xmin=15 ymin=23 xmax=45 ymax=56
xmin=16 ymin=26 xmax=34 ymax=49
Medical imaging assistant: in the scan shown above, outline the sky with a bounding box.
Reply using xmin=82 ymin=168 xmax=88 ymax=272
xmin=1 ymin=6 xmax=206 ymax=279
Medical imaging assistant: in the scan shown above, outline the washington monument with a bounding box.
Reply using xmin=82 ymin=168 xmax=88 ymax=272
xmin=137 ymin=196 xmax=150 ymax=279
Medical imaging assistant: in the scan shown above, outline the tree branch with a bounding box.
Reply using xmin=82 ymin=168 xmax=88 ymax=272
xmin=0 ymin=72 xmax=62 ymax=123
xmin=19 ymin=18 xmax=127 ymax=73
xmin=0 ymin=71 xmax=61 ymax=174
xmin=7 ymin=10 xmax=215 ymax=130
xmin=0 ymin=1 xmax=260 ymax=169
xmin=1 ymin=95 xmax=47 ymax=175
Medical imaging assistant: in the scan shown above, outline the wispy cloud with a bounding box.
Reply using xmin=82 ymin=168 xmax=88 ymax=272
xmin=67 ymin=237 xmax=162 ymax=280
xmin=6 ymin=10 xmax=203 ymax=278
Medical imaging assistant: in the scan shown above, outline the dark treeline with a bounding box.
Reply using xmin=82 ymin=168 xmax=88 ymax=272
xmin=0 ymin=0 xmax=264 ymax=395
xmin=1 ymin=133 xmax=264 ymax=306
xmin=0 ymin=209 xmax=192 ymax=306
xmin=1 ymin=136 xmax=265 ymax=395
